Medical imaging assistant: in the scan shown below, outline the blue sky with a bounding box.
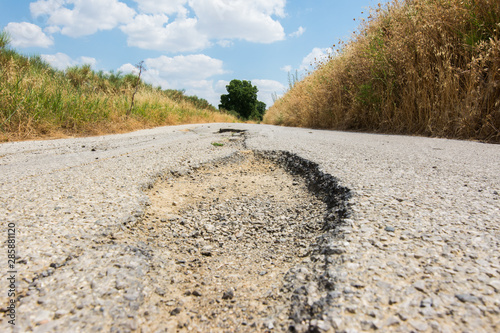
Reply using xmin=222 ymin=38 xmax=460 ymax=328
xmin=1 ymin=0 xmax=389 ymax=108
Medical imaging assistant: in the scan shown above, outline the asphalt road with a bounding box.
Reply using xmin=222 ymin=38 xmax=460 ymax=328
xmin=1 ymin=123 xmax=499 ymax=332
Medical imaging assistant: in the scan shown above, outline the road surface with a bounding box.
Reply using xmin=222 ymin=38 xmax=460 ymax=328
xmin=0 ymin=124 xmax=498 ymax=332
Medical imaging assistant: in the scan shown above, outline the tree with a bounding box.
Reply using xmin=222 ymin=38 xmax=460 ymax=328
xmin=251 ymin=101 xmax=267 ymax=121
xmin=219 ymin=80 xmax=266 ymax=120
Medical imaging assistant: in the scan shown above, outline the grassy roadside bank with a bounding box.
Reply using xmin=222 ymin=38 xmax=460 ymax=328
xmin=0 ymin=34 xmax=238 ymax=142
xmin=264 ymin=0 xmax=500 ymax=143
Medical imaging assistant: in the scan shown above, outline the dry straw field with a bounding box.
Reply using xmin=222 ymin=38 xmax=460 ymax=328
xmin=264 ymin=0 xmax=500 ymax=143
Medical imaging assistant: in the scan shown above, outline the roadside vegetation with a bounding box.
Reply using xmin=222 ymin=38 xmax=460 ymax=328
xmin=219 ymin=79 xmax=266 ymax=121
xmin=264 ymin=0 xmax=500 ymax=143
xmin=0 ymin=33 xmax=237 ymax=142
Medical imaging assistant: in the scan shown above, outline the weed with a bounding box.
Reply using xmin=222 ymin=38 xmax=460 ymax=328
xmin=0 ymin=31 xmax=10 ymax=50
xmin=288 ymin=70 xmax=301 ymax=90
xmin=264 ymin=0 xmax=500 ymax=142
xmin=0 ymin=42 xmax=238 ymax=141
xmin=127 ymin=61 xmax=145 ymax=116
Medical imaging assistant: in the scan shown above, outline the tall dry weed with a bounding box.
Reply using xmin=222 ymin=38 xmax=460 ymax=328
xmin=264 ymin=0 xmax=500 ymax=142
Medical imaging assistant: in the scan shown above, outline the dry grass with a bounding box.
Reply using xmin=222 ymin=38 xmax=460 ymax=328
xmin=264 ymin=0 xmax=500 ymax=143
xmin=0 ymin=38 xmax=238 ymax=142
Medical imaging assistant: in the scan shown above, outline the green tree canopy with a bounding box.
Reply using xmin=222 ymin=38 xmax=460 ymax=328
xmin=219 ymin=79 xmax=266 ymax=120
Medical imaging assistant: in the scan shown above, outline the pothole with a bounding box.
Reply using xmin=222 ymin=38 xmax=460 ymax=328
xmin=134 ymin=150 xmax=350 ymax=332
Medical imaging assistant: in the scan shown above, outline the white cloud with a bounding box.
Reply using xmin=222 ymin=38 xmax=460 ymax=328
xmin=29 ymin=0 xmax=287 ymax=53
xmin=41 ymin=52 xmax=97 ymax=70
xmin=215 ymin=80 xmax=230 ymax=94
xmin=119 ymin=54 xmax=227 ymax=106
xmin=122 ymin=0 xmax=286 ymax=52
xmin=133 ymin=0 xmax=188 ymax=15
xmin=4 ymin=22 xmax=54 ymax=48
xmin=30 ymin=0 xmax=136 ymax=37
xmin=30 ymin=0 xmax=65 ymax=17
xmin=280 ymin=48 xmax=337 ymax=81
xmin=217 ymin=40 xmax=233 ymax=48
xmin=144 ymin=54 xmax=226 ymax=80
xmin=121 ymin=14 xmax=210 ymax=52
xmin=118 ymin=63 xmax=137 ymax=74
xmin=184 ymin=80 xmax=222 ymax=106
xmin=190 ymin=0 xmax=286 ymax=43
xmin=79 ymin=56 xmax=98 ymax=67
xmin=289 ymin=26 xmax=305 ymax=38
xmin=44 ymin=25 xmax=62 ymax=34
xmin=252 ymin=79 xmax=286 ymax=107
xmin=300 ymin=47 xmax=335 ymax=71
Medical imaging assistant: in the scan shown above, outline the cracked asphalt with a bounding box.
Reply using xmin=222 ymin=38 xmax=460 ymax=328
xmin=0 ymin=123 xmax=498 ymax=332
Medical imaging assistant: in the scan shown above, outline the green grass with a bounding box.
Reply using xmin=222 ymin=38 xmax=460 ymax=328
xmin=211 ymin=142 xmax=224 ymax=147
xmin=0 ymin=32 xmax=238 ymax=141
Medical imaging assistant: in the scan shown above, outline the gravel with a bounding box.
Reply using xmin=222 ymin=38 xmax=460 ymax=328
xmin=0 ymin=123 xmax=498 ymax=332
xmin=131 ymin=150 xmax=348 ymax=332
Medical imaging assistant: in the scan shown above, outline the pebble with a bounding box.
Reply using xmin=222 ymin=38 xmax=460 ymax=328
xmin=420 ymin=297 xmax=433 ymax=307
xmin=170 ymin=307 xmax=182 ymax=316
xmin=409 ymin=319 xmax=429 ymax=331
xmin=413 ymin=280 xmax=426 ymax=293
xmin=200 ymin=245 xmax=213 ymax=256
xmin=33 ymin=310 xmax=53 ymax=325
xmin=455 ymin=294 xmax=480 ymax=303
xmin=222 ymin=290 xmax=234 ymax=300
xmin=384 ymin=316 xmax=400 ymax=327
